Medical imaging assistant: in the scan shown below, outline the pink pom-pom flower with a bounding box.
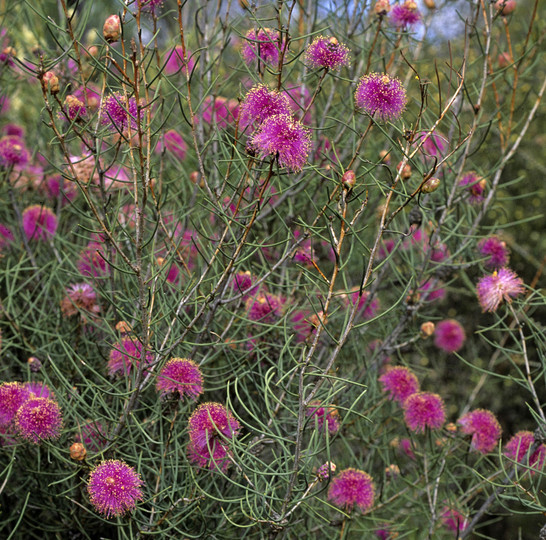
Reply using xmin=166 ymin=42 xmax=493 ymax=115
xmin=0 ymin=382 xmax=30 ymax=426
xmin=250 ymin=113 xmax=311 ymax=172
xmin=458 ymin=409 xmax=502 ymax=454
xmin=22 ymin=205 xmax=58 ymax=241
xmin=87 ymin=460 xmax=144 ymax=518
xmin=187 ymin=402 xmax=241 ymax=471
xmin=156 ymin=358 xmax=203 ymax=401
xmin=15 ymin=397 xmax=63 ymax=444
xmin=327 ymin=468 xmax=375 ymax=512
xmin=304 ymin=36 xmax=350 ymax=70
xmin=379 ymin=366 xmax=420 ymax=404
xmin=403 ymin=392 xmax=446 ymax=433
xmin=434 ymin=319 xmax=466 ymax=353
xmin=355 ymin=72 xmax=407 ymax=122
xmin=476 ymin=268 xmax=524 ymax=313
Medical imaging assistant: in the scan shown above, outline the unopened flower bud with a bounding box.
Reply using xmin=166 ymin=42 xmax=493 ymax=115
xmin=156 ymin=257 xmax=165 ymax=267
xmin=497 ymin=52 xmax=511 ymax=68
xmin=420 ymin=321 xmax=435 ymax=338
xmin=42 ymin=71 xmax=59 ymax=94
xmin=374 ymin=0 xmax=391 ymax=15
xmin=403 ymin=0 xmax=417 ymax=10
xmin=27 ymin=356 xmax=42 ymax=372
xmin=316 ymin=461 xmax=336 ymax=480
xmin=421 ymin=177 xmax=440 ymax=193
xmin=189 ymin=170 xmax=205 ymax=188
xmin=385 ymin=464 xmax=400 ymax=478
xmin=86 ymin=45 xmax=99 ymax=58
xmin=397 ymin=161 xmax=412 ymax=179
xmin=379 ymin=149 xmax=391 ymax=164
xmin=423 ymin=0 xmax=436 ymax=9
xmin=115 ymin=320 xmax=132 ymax=335
xmin=446 ymin=422 xmax=457 ymax=433
xmin=103 ymin=15 xmax=121 ymax=43
xmin=342 ymin=169 xmax=356 ymax=190
xmin=2 ymin=46 xmax=16 ymax=60
xmin=70 ymin=442 xmax=87 ymax=460
xmin=495 ymin=0 xmax=516 ymax=15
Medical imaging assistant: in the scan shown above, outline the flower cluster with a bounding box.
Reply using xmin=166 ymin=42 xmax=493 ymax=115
xmin=156 ymin=358 xmax=203 ymax=401
xmin=403 ymin=392 xmax=446 ymax=433
xmin=355 ymin=73 xmax=407 ymax=122
xmin=306 ymin=401 xmax=340 ymax=434
xmin=458 ymin=409 xmax=502 ymax=454
xmin=87 ymin=460 xmax=144 ymax=518
xmin=241 ymin=28 xmax=281 ymax=66
xmin=327 ymin=468 xmax=375 ymax=512
xmin=187 ymin=402 xmax=240 ymax=471
xmin=108 ymin=337 xmax=153 ymax=377
xmin=304 ymin=36 xmax=350 ymax=70
xmin=0 ymin=382 xmax=62 ymax=444
xmin=379 ymin=366 xmax=420 ymax=404
xmin=476 ymin=268 xmax=524 ymax=312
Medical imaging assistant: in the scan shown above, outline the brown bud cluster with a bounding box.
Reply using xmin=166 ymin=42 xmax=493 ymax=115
xmin=103 ymin=15 xmax=121 ymax=43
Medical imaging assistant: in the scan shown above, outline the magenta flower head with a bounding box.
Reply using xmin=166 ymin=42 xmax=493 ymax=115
xmin=87 ymin=460 xmax=144 ymax=518
xmin=304 ymin=36 xmax=350 ymax=70
xmin=441 ymin=507 xmax=468 ymax=534
xmin=241 ymin=28 xmax=281 ymax=66
xmin=476 ymin=268 xmax=524 ymax=313
xmin=327 ymin=468 xmax=375 ymax=513
xmin=232 ymin=271 xmax=261 ymax=299
xmin=306 ymin=401 xmax=340 ymax=434
xmin=477 ymin=236 xmax=510 ymax=269
xmin=157 ymin=129 xmax=187 ymax=161
xmin=240 ymin=85 xmax=291 ymax=128
xmin=60 ymin=283 xmax=100 ymax=318
xmin=15 ymin=397 xmax=63 ymax=443
xmin=504 ymin=431 xmax=546 ymax=471
xmin=187 ymin=402 xmax=241 ymax=471
xmin=24 ymin=382 xmax=52 ymax=399
xmin=156 ymin=358 xmax=203 ymax=401
xmin=245 ymin=292 xmax=285 ymax=324
xmin=403 ymin=392 xmax=446 ymax=433
xmin=459 ymin=172 xmax=486 ymax=204
xmin=100 ymin=92 xmax=139 ymax=132
xmin=390 ymin=0 xmax=422 ymax=28
xmin=416 ymin=130 xmax=448 ymax=158
xmin=201 ymin=96 xmax=239 ymax=129
xmin=355 ymin=73 xmax=407 ymax=122
xmin=291 ymin=309 xmax=324 ymax=343
xmin=250 ymin=113 xmax=311 ymax=172
xmin=137 ymin=0 xmax=163 ymax=14
xmin=348 ymin=288 xmax=380 ymax=320
xmin=164 ymin=46 xmax=195 ymax=76
xmin=0 ymin=135 xmax=30 ymax=167
xmin=458 ymin=409 xmax=501 ymax=454
xmin=22 ymin=205 xmax=58 ymax=241
xmin=434 ymin=319 xmax=466 ymax=353
xmin=108 ymin=337 xmax=153 ymax=377
xmin=0 ymin=382 xmax=30 ymax=426
xmin=78 ymin=240 xmax=110 ymax=278
xmin=379 ymin=366 xmax=420 ymax=404
xmin=63 ymin=95 xmax=87 ymax=121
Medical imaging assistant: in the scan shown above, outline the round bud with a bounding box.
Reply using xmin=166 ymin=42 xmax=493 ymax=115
xmin=156 ymin=257 xmax=165 ymax=267
xmin=385 ymin=464 xmax=400 ymax=478
xmin=420 ymin=321 xmax=435 ymax=338
xmin=397 ymin=161 xmax=412 ymax=179
xmin=316 ymin=461 xmax=336 ymax=480
xmin=374 ymin=0 xmax=391 ymax=15
xmin=103 ymin=15 xmax=121 ymax=43
xmin=403 ymin=0 xmax=417 ymax=9
xmin=446 ymin=422 xmax=458 ymax=433
xmin=379 ymin=149 xmax=391 ymax=164
xmin=342 ymin=169 xmax=356 ymax=190
xmin=495 ymin=0 xmax=516 ymax=15
xmin=421 ymin=177 xmax=440 ymax=193
xmin=42 ymin=71 xmax=59 ymax=94
xmin=424 ymin=0 xmax=436 ymax=9
xmin=115 ymin=320 xmax=132 ymax=334
xmin=27 ymin=356 xmax=43 ymax=372
xmin=70 ymin=442 xmax=87 ymax=461
xmin=497 ymin=52 xmax=511 ymax=69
